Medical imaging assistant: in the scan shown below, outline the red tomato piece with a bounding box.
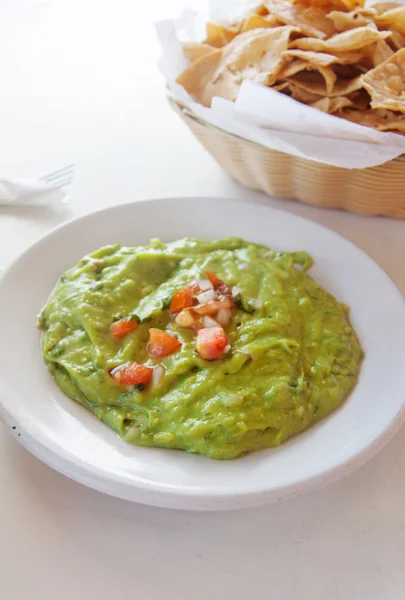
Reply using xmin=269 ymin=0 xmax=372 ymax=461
xmin=204 ymin=271 xmax=220 ymax=286
xmin=186 ymin=280 xmax=201 ymax=297
xmin=196 ymin=327 xmax=229 ymax=361
xmin=204 ymin=271 xmax=232 ymax=297
xmin=216 ymin=281 xmax=232 ymax=297
xmin=170 ymin=287 xmax=194 ymax=314
xmin=148 ymin=328 xmax=181 ymax=358
xmin=110 ymin=317 xmax=138 ymax=339
xmin=110 ymin=362 xmax=153 ymax=386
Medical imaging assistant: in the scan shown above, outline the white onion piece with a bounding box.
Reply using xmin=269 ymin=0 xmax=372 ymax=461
xmin=152 ymin=365 xmax=165 ymax=387
xmin=252 ymin=299 xmax=263 ymax=309
xmin=175 ymin=309 xmax=195 ymax=328
xmin=216 ymin=307 xmax=231 ymax=327
xmin=232 ymin=286 xmax=241 ymax=297
xmin=238 ymin=263 xmax=249 ymax=271
xmin=221 ymin=393 xmax=244 ymax=407
xmin=197 ymin=289 xmax=216 ymax=304
xmin=197 ymin=278 xmax=213 ymax=291
xmin=203 ymin=315 xmax=219 ymax=328
xmin=224 ymin=344 xmax=231 ymax=353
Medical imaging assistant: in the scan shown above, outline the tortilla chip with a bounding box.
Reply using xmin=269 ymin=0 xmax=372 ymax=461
xmin=277 ymin=58 xmax=313 ymax=78
xmin=283 ymin=49 xmax=338 ymax=67
xmin=288 ymin=70 xmax=362 ymax=96
xmin=176 ymin=49 xmax=223 ymax=105
xmin=387 ymin=30 xmax=405 ymax=51
xmin=290 ymin=26 xmax=392 ymax=52
xmin=273 ymin=81 xmax=292 ymax=91
xmin=255 ymin=3 xmax=271 ymax=15
xmin=241 ymin=14 xmax=279 ymax=31
xmin=375 ymin=6 xmax=405 ymax=35
xmin=293 ymin=0 xmax=365 ymax=11
xmin=361 ymin=48 xmax=405 ymax=113
xmin=370 ymin=40 xmax=394 ymax=67
xmin=278 ymin=59 xmax=337 ymax=93
xmin=289 ymin=83 xmax=324 ymax=103
xmin=178 ymin=27 xmax=296 ymax=106
xmin=340 ymin=107 xmax=405 ymax=132
xmin=265 ymin=0 xmax=335 ymax=38
xmin=182 ymin=43 xmax=215 ymax=64
xmin=205 ymin=22 xmax=240 ymax=48
xmin=311 ymin=96 xmax=354 ymax=112
xmin=348 ymin=88 xmax=371 ymax=109
xmin=372 ymin=2 xmax=401 ymax=15
xmin=283 ymin=48 xmax=368 ymax=67
xmin=327 ymin=9 xmax=374 ymax=32
xmin=333 ymin=49 xmax=373 ymax=65
xmin=333 ymin=63 xmax=364 ymax=77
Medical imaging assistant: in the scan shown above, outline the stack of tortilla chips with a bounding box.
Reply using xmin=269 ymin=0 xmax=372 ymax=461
xmin=177 ymin=0 xmax=405 ymax=133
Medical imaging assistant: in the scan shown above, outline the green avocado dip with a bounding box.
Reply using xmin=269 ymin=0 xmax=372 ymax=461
xmin=38 ymin=237 xmax=363 ymax=460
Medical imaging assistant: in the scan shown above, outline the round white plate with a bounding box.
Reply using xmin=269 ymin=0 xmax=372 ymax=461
xmin=1 ymin=197 xmax=405 ymax=511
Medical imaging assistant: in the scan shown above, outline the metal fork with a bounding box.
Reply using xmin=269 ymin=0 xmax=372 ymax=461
xmin=39 ymin=163 xmax=75 ymax=189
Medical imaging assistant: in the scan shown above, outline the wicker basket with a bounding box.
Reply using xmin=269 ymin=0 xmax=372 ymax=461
xmin=169 ymin=93 xmax=405 ymax=218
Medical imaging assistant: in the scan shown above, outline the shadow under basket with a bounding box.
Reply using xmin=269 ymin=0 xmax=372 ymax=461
xmin=169 ymin=94 xmax=405 ymax=219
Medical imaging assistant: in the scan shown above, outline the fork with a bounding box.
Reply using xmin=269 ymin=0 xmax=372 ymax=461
xmin=39 ymin=163 xmax=75 ymax=189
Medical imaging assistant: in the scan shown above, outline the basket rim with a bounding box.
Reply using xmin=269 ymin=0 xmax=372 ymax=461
xmin=167 ymin=90 xmax=405 ymax=165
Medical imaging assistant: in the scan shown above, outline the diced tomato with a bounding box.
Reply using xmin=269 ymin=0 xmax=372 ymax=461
xmin=204 ymin=271 xmax=232 ymax=297
xmin=110 ymin=362 xmax=153 ymax=386
xmin=186 ymin=280 xmax=201 ymax=296
xmin=110 ymin=317 xmax=138 ymax=339
xmin=170 ymin=287 xmax=193 ymax=314
xmin=204 ymin=271 xmax=220 ymax=286
xmin=193 ymin=297 xmax=234 ymax=315
xmin=216 ymin=281 xmax=232 ymax=297
xmin=148 ymin=328 xmax=181 ymax=358
xmin=196 ymin=327 xmax=229 ymax=361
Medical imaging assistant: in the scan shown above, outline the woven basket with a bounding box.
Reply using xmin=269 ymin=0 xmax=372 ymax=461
xmin=169 ymin=93 xmax=405 ymax=218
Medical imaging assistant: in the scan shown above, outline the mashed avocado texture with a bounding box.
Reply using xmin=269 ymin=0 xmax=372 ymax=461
xmin=38 ymin=238 xmax=363 ymax=459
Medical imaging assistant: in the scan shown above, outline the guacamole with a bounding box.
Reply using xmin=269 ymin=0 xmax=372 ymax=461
xmin=38 ymin=238 xmax=363 ymax=459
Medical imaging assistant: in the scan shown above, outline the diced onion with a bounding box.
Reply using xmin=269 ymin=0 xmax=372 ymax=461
xmin=252 ymin=299 xmax=263 ymax=309
xmin=175 ymin=309 xmax=196 ymax=328
xmin=197 ymin=278 xmax=213 ymax=292
xmin=221 ymin=393 xmax=244 ymax=407
xmin=232 ymin=286 xmax=241 ymax=297
xmin=238 ymin=263 xmax=249 ymax=271
xmin=197 ymin=289 xmax=216 ymax=304
xmin=152 ymin=365 xmax=165 ymax=387
xmin=203 ymin=315 xmax=219 ymax=328
xmin=224 ymin=344 xmax=231 ymax=353
xmin=216 ymin=307 xmax=231 ymax=326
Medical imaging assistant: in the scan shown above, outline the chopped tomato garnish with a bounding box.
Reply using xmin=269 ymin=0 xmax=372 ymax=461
xmin=204 ymin=271 xmax=220 ymax=286
xmin=193 ymin=297 xmax=234 ymax=315
xmin=216 ymin=281 xmax=232 ymax=297
xmin=110 ymin=317 xmax=138 ymax=339
xmin=186 ymin=281 xmax=201 ymax=296
xmin=148 ymin=328 xmax=181 ymax=358
xmin=170 ymin=287 xmax=193 ymax=314
xmin=196 ymin=327 xmax=229 ymax=361
xmin=110 ymin=362 xmax=153 ymax=386
xmin=204 ymin=271 xmax=232 ymax=297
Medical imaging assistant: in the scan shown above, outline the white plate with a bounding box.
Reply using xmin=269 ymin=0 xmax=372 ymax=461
xmin=1 ymin=197 xmax=405 ymax=511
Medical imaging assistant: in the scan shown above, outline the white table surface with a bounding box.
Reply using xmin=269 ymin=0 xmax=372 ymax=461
xmin=1 ymin=1 xmax=405 ymax=598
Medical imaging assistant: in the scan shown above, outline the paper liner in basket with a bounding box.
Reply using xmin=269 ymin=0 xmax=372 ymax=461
xmin=156 ymin=2 xmax=405 ymax=169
